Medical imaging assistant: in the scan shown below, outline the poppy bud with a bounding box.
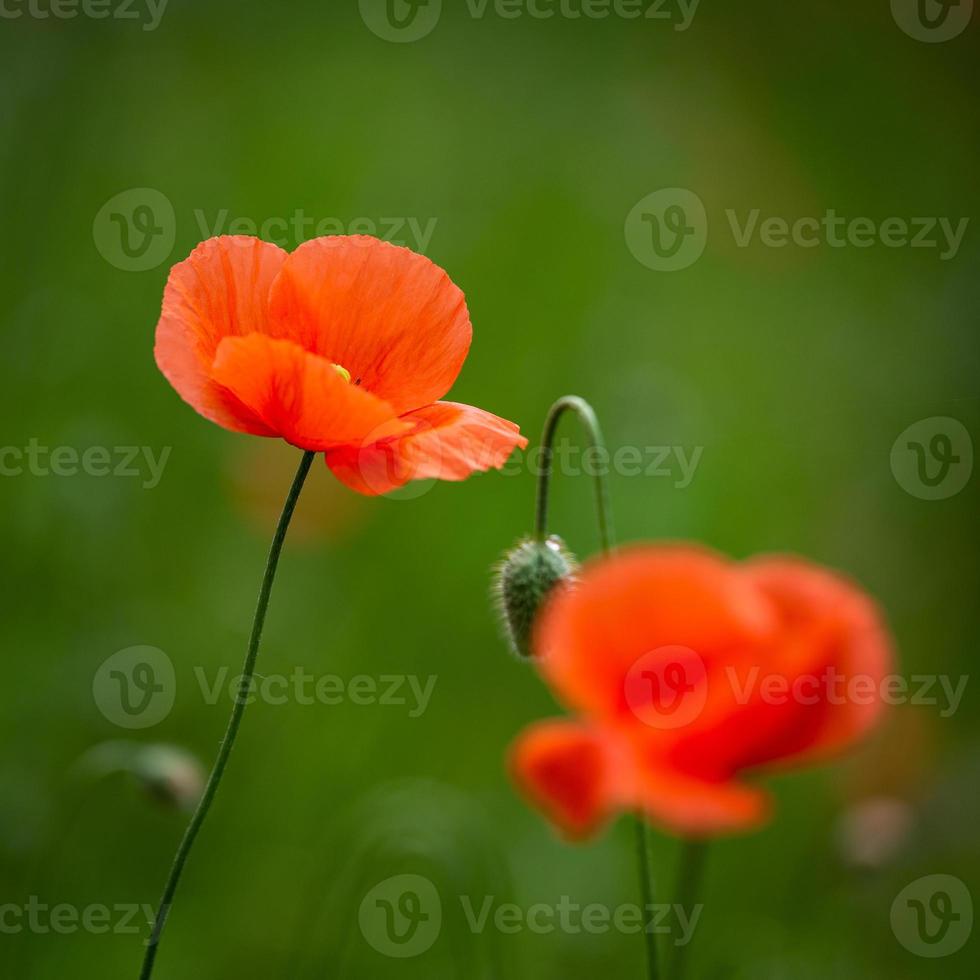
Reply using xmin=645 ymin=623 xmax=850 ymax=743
xmin=76 ymin=741 xmax=206 ymax=813
xmin=494 ymin=536 xmax=576 ymax=659
xmin=131 ymin=745 xmax=206 ymax=813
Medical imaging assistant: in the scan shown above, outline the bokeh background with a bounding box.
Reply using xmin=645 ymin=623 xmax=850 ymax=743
xmin=1 ymin=1 xmax=978 ymax=977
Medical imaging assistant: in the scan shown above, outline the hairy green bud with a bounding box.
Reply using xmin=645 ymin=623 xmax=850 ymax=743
xmin=493 ymin=536 xmax=576 ymax=659
xmin=74 ymin=741 xmax=206 ymax=813
xmin=132 ymin=745 xmax=206 ymax=813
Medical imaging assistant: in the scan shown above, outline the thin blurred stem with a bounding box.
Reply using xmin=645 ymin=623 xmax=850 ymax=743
xmin=534 ymin=397 xmax=660 ymax=979
xmin=138 ymin=449 xmax=316 ymax=980
xmin=671 ymin=841 xmax=708 ymax=980
xmin=534 ymin=395 xmax=614 ymax=552
xmin=635 ymin=819 xmax=662 ymax=980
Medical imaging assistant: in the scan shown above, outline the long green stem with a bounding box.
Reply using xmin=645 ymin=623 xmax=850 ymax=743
xmin=138 ymin=449 xmax=316 ymax=980
xmin=635 ymin=820 xmax=661 ymax=980
xmin=671 ymin=841 xmax=707 ymax=980
xmin=533 ymin=396 xmax=659 ymax=980
xmin=534 ymin=395 xmax=614 ymax=550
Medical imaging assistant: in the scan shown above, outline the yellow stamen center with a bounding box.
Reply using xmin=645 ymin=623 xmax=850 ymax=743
xmin=332 ymin=364 xmax=351 ymax=384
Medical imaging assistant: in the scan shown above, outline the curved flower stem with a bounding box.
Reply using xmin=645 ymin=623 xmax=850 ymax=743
xmin=671 ymin=841 xmax=708 ymax=980
xmin=533 ymin=396 xmax=659 ymax=980
xmin=635 ymin=818 xmax=662 ymax=980
xmin=534 ymin=395 xmax=614 ymax=550
xmin=138 ymin=449 xmax=316 ymax=980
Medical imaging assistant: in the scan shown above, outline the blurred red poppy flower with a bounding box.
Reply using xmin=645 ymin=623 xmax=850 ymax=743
xmin=155 ymin=235 xmax=527 ymax=494
xmin=511 ymin=545 xmax=893 ymax=839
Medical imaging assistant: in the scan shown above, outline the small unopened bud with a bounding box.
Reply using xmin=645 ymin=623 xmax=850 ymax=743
xmin=493 ymin=536 xmax=576 ymax=659
xmin=131 ymin=745 xmax=206 ymax=812
xmin=75 ymin=741 xmax=206 ymax=813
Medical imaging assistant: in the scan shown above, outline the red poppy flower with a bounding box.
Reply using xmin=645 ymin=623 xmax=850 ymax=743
xmin=511 ymin=545 xmax=892 ymax=839
xmin=155 ymin=235 xmax=527 ymax=494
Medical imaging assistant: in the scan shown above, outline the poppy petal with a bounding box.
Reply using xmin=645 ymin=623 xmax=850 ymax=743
xmin=267 ymin=237 xmax=472 ymax=415
xmin=510 ymin=720 xmax=620 ymax=841
xmin=535 ymin=545 xmax=777 ymax=728
xmin=736 ymin=557 xmax=892 ymax=767
xmin=662 ymin=626 xmax=834 ymax=783
xmin=155 ymin=236 xmax=287 ymax=433
xmin=512 ymin=547 xmax=892 ymax=841
xmin=210 ymin=334 xmax=407 ymax=451
xmin=511 ymin=719 xmax=770 ymax=840
xmin=325 ymin=401 xmax=527 ymax=496
xmin=632 ymin=765 xmax=771 ymax=837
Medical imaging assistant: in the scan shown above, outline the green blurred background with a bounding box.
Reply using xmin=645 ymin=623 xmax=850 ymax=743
xmin=1 ymin=1 xmax=977 ymax=977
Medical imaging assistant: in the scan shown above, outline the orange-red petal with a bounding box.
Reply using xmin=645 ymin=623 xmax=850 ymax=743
xmin=510 ymin=720 xmax=619 ymax=841
xmin=210 ymin=334 xmax=407 ymax=451
xmin=736 ymin=557 xmax=892 ymax=768
xmin=324 ymin=401 xmax=527 ymax=496
xmin=513 ymin=546 xmax=892 ymax=841
xmin=631 ymin=763 xmax=771 ymax=838
xmin=512 ymin=720 xmax=771 ymax=840
xmin=154 ymin=236 xmax=287 ymax=433
xmin=535 ymin=545 xmax=777 ymax=728
xmin=266 ymin=237 xmax=472 ymax=415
